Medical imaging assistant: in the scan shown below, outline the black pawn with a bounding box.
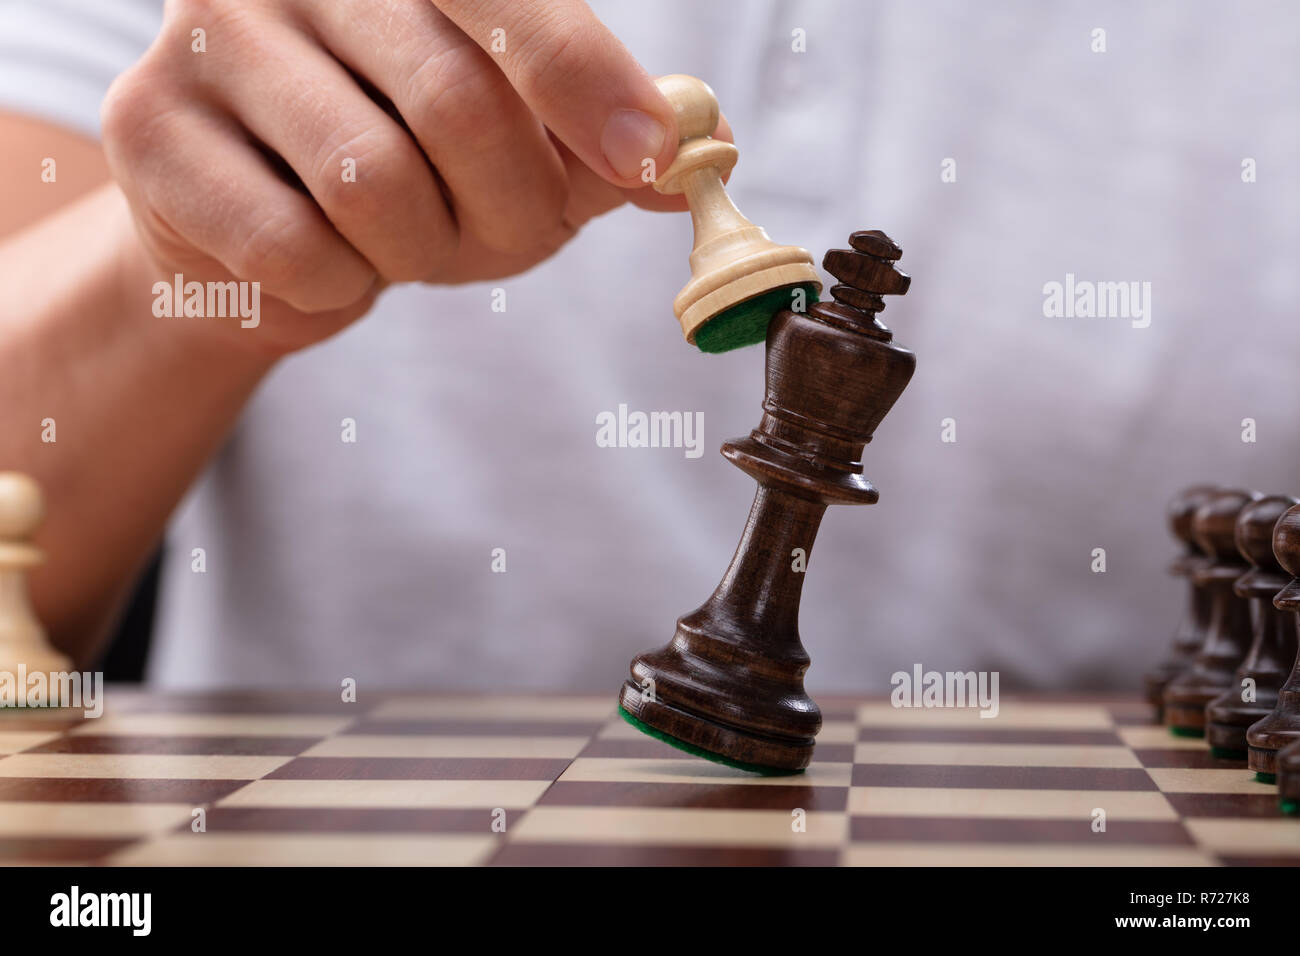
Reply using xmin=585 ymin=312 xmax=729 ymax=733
xmin=1163 ymin=489 xmax=1258 ymax=735
xmin=1247 ymin=503 xmax=1300 ymax=780
xmin=1144 ymin=485 xmax=1218 ymax=721
xmin=1205 ymin=495 xmax=1299 ymax=758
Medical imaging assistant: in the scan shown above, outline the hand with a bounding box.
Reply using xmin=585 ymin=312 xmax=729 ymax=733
xmin=101 ymin=0 xmax=711 ymax=356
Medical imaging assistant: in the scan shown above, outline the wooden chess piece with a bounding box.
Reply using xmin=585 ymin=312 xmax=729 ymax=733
xmin=1206 ymin=494 xmax=1299 ymax=758
xmin=1143 ymin=484 xmax=1218 ymax=721
xmin=618 ymin=229 xmax=915 ymax=772
xmin=652 ymin=75 xmax=821 ymax=352
xmin=1246 ymin=503 xmax=1300 ymax=780
xmin=1163 ymin=488 xmax=1258 ymax=734
xmin=1276 ymin=739 xmax=1300 ymax=815
xmin=0 ymin=472 xmax=72 ymax=682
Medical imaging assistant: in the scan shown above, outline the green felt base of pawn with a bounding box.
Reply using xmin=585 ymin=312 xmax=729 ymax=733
xmin=1281 ymin=799 xmax=1299 ymax=816
xmin=1170 ymin=726 xmax=1205 ymax=738
xmin=1256 ymin=772 xmax=1277 ymax=785
xmin=617 ymin=705 xmax=803 ymax=777
xmin=693 ymin=284 xmax=819 ymax=354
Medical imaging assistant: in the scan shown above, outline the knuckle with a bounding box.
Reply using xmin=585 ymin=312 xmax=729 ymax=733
xmin=311 ymin=124 xmax=408 ymax=215
xmin=510 ymin=16 xmax=599 ymax=109
xmin=236 ymin=213 xmax=309 ymax=287
xmin=405 ymin=44 xmax=497 ymax=146
xmin=161 ymin=0 xmax=273 ymax=76
xmin=237 ymin=212 xmax=371 ymax=312
xmin=311 ymin=127 xmax=453 ymax=283
xmin=100 ymin=64 xmax=167 ymax=155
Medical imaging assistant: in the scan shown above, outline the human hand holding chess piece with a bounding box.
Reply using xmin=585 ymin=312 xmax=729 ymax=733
xmin=2 ymin=0 xmax=713 ymax=657
xmin=0 ymin=473 xmax=73 ymax=695
xmin=99 ymin=0 xmax=690 ymax=356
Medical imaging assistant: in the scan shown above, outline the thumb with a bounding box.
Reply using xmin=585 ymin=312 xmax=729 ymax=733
xmin=432 ymin=0 xmax=677 ymax=186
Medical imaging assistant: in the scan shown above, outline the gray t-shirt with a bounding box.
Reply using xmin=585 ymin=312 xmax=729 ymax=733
xmin=3 ymin=0 xmax=1298 ymax=693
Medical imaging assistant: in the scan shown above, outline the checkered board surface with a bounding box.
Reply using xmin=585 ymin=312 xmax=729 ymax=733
xmin=0 ymin=691 xmax=1297 ymax=866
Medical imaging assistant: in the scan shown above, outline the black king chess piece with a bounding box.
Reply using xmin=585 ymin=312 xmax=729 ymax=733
xmin=618 ymin=230 xmax=916 ymax=772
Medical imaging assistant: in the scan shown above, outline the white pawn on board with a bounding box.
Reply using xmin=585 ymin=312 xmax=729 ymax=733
xmin=0 ymin=472 xmax=72 ymax=682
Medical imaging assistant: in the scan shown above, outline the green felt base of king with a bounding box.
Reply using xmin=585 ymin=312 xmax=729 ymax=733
xmin=693 ymin=283 xmax=819 ymax=354
xmin=617 ymin=705 xmax=804 ymax=776
xmin=1281 ymin=798 xmax=1299 ymax=816
xmin=1169 ymin=726 xmax=1205 ymax=739
xmin=1256 ymin=771 xmax=1277 ymax=785
xmin=1210 ymin=746 xmax=1247 ymax=760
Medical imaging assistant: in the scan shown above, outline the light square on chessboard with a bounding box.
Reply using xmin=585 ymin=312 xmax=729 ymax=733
xmin=368 ymin=696 xmax=613 ymax=721
xmin=300 ymin=734 xmax=589 ymax=760
xmin=1183 ymin=819 xmax=1300 ymax=857
xmin=107 ymin=832 xmax=498 ymax=866
xmin=847 ymin=787 xmax=1178 ymax=820
xmin=65 ymin=713 xmax=353 ymax=737
xmin=509 ymin=806 xmax=846 ymax=848
xmin=218 ymin=778 xmax=552 ymax=809
xmin=856 ymin=701 xmax=1114 ymax=729
xmin=854 ymin=742 xmax=1141 ymax=768
xmin=0 ymin=753 xmax=292 ymax=780
xmin=1147 ymin=769 xmax=1282 ymax=795
xmin=842 ymin=844 xmax=1216 ymax=866
xmin=0 ymin=801 xmax=195 ymax=837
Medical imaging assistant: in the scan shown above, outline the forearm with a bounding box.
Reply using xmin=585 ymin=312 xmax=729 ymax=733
xmin=0 ymin=184 xmax=276 ymax=663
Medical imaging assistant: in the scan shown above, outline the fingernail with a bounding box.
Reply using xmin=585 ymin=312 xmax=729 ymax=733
xmin=601 ymin=109 xmax=667 ymax=180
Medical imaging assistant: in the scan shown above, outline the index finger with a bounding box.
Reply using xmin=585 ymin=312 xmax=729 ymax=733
xmin=431 ymin=0 xmax=678 ymax=186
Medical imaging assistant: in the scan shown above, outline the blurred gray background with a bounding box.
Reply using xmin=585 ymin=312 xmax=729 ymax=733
xmin=3 ymin=0 xmax=1298 ymax=693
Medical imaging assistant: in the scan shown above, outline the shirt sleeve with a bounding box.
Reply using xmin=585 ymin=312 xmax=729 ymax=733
xmin=0 ymin=0 xmax=163 ymax=139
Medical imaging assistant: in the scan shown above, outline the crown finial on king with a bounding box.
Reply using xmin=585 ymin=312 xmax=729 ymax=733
xmin=812 ymin=230 xmax=911 ymax=340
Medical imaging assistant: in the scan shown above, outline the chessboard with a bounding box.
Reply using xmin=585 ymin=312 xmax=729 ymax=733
xmin=1 ymin=690 xmax=1297 ymax=867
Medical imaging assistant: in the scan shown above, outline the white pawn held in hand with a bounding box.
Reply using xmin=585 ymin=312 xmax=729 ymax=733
xmin=0 ymin=472 xmax=72 ymax=697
